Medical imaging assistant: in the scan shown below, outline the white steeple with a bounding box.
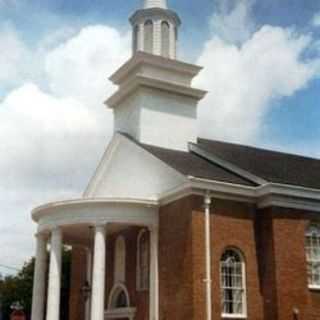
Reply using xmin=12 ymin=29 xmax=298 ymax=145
xmin=130 ymin=0 xmax=180 ymax=59
xmin=143 ymin=0 xmax=167 ymax=9
xmin=105 ymin=1 xmax=207 ymax=151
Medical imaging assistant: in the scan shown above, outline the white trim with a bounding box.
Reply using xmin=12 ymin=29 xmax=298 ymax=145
xmin=220 ymin=248 xmax=247 ymax=318
xmin=109 ymin=52 xmax=200 ymax=85
xmin=136 ymin=229 xmax=150 ymax=292
xmin=107 ymin=283 xmax=131 ymax=309
xmin=105 ymin=308 xmax=136 ymax=320
xmin=33 ymin=198 xmax=159 ymax=236
xmin=204 ymin=193 xmax=212 ymax=320
xmin=114 ymin=236 xmax=126 ymax=284
xmin=222 ymin=314 xmax=247 ymax=319
xmin=106 ymin=74 xmax=207 ymax=109
xmin=83 ymin=134 xmax=122 ymax=198
xmin=308 ymin=285 xmax=320 ymax=291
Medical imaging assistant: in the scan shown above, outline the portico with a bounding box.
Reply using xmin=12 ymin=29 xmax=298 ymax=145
xmin=31 ymin=198 xmax=159 ymax=320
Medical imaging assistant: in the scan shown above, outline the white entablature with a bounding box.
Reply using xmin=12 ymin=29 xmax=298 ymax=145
xmin=143 ymin=0 xmax=167 ymax=9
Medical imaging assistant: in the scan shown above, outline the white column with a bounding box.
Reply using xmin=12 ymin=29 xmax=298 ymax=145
xmin=138 ymin=23 xmax=144 ymax=51
xmin=169 ymin=22 xmax=176 ymax=59
xmin=149 ymin=226 xmax=159 ymax=320
xmin=153 ymin=20 xmax=162 ymax=56
xmin=46 ymin=227 xmax=63 ymax=320
xmin=85 ymin=248 xmax=92 ymax=320
xmin=90 ymin=224 xmax=107 ymax=320
xmin=31 ymin=233 xmax=48 ymax=320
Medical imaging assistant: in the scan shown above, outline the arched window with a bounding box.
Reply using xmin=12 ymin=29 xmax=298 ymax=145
xmin=144 ymin=20 xmax=154 ymax=54
xmin=136 ymin=229 xmax=150 ymax=291
xmin=305 ymin=224 xmax=320 ymax=287
xmin=133 ymin=25 xmax=139 ymax=53
xmin=220 ymin=249 xmax=246 ymax=316
xmin=114 ymin=236 xmax=126 ymax=284
xmin=108 ymin=283 xmax=130 ymax=309
xmin=161 ymin=21 xmax=170 ymax=57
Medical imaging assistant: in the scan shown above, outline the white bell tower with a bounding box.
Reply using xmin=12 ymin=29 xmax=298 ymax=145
xmin=130 ymin=0 xmax=180 ymax=59
xmin=105 ymin=0 xmax=207 ymax=151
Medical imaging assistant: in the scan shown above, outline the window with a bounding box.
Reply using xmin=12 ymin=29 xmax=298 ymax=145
xmin=161 ymin=21 xmax=170 ymax=57
xmin=114 ymin=236 xmax=126 ymax=284
xmin=144 ymin=20 xmax=154 ymax=54
xmin=137 ymin=229 xmax=150 ymax=291
xmin=305 ymin=224 xmax=320 ymax=288
xmin=133 ymin=25 xmax=139 ymax=53
xmin=220 ymin=249 xmax=246 ymax=317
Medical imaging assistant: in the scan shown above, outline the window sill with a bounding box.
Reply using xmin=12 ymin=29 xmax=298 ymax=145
xmin=309 ymin=285 xmax=320 ymax=291
xmin=222 ymin=314 xmax=247 ymax=319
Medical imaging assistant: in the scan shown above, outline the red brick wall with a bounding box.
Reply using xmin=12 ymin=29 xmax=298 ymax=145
xmin=257 ymin=207 xmax=320 ymax=320
xmin=159 ymin=195 xmax=203 ymax=320
xmin=69 ymin=246 xmax=87 ymax=320
xmin=209 ymin=199 xmax=264 ymax=320
xmin=68 ymin=197 xmax=320 ymax=320
xmin=106 ymin=227 xmax=149 ymax=320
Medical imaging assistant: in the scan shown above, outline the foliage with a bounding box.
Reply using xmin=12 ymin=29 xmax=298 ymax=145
xmin=0 ymin=248 xmax=71 ymax=320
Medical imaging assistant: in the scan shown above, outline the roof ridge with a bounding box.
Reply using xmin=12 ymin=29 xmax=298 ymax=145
xmin=198 ymin=138 xmax=320 ymax=162
xmin=189 ymin=142 xmax=267 ymax=186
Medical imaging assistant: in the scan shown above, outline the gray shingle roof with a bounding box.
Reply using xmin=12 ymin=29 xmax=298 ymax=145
xmin=140 ymin=144 xmax=256 ymax=187
xmin=197 ymin=139 xmax=320 ymax=189
xmin=123 ymin=133 xmax=320 ymax=190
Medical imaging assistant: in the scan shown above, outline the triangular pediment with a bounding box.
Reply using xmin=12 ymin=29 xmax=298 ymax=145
xmin=84 ymin=133 xmax=187 ymax=200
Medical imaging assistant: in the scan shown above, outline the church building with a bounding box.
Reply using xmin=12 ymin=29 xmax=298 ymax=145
xmin=30 ymin=1 xmax=320 ymax=320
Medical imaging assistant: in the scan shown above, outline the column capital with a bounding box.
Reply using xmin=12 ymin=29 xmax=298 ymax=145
xmin=93 ymin=223 xmax=107 ymax=233
xmin=35 ymin=232 xmax=48 ymax=240
xmin=148 ymin=225 xmax=159 ymax=233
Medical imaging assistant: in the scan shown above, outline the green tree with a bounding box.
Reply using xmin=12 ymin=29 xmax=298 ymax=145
xmin=0 ymin=248 xmax=71 ymax=320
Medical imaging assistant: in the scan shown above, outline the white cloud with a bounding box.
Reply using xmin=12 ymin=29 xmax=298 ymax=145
xmin=312 ymin=12 xmax=320 ymax=27
xmin=0 ymin=25 xmax=32 ymax=88
xmin=45 ymin=25 xmax=131 ymax=108
xmin=210 ymin=0 xmax=256 ymax=45
xmin=195 ymin=20 xmax=320 ymax=143
xmin=0 ymin=25 xmax=130 ymax=269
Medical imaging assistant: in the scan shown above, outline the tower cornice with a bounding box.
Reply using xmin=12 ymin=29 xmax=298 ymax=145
xmin=130 ymin=7 xmax=181 ymax=27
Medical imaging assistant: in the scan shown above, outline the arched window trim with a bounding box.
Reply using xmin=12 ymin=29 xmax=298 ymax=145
xmin=220 ymin=247 xmax=247 ymax=317
xmin=144 ymin=19 xmax=154 ymax=54
xmin=108 ymin=283 xmax=130 ymax=309
xmin=136 ymin=229 xmax=150 ymax=291
xmin=305 ymin=223 xmax=320 ymax=289
xmin=114 ymin=235 xmax=126 ymax=284
xmin=133 ymin=24 xmax=139 ymax=53
xmin=161 ymin=20 xmax=170 ymax=58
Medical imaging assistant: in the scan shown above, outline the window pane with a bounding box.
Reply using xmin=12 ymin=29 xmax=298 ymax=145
xmin=144 ymin=20 xmax=153 ymax=53
xmin=306 ymin=225 xmax=320 ymax=286
xmin=220 ymin=249 xmax=245 ymax=315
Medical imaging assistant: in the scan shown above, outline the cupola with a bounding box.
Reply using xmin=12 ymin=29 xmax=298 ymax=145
xmin=106 ymin=0 xmax=207 ymax=151
xmin=130 ymin=0 xmax=181 ymax=59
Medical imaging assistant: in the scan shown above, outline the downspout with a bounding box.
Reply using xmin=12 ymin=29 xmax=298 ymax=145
xmin=204 ymin=191 xmax=212 ymax=320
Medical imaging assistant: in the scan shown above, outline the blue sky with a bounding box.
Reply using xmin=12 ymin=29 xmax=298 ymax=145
xmin=1 ymin=0 xmax=320 ymax=272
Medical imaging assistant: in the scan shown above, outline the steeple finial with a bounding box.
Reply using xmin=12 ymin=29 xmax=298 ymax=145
xmin=143 ymin=0 xmax=167 ymax=9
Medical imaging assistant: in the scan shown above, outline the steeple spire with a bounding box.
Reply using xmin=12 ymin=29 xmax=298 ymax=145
xmin=143 ymin=0 xmax=167 ymax=9
xmin=130 ymin=0 xmax=181 ymax=59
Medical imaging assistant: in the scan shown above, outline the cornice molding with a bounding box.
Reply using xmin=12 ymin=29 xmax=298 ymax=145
xmin=106 ymin=75 xmax=207 ymax=109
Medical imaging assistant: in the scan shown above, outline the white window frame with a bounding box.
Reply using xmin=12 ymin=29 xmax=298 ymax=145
xmin=305 ymin=224 xmax=320 ymax=290
xmin=136 ymin=229 xmax=150 ymax=291
xmin=220 ymin=248 xmax=247 ymax=319
xmin=114 ymin=235 xmax=126 ymax=284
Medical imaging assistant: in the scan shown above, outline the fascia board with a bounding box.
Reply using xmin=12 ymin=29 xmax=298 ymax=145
xmin=109 ymin=52 xmax=203 ymax=84
xmin=106 ymin=75 xmax=207 ymax=108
